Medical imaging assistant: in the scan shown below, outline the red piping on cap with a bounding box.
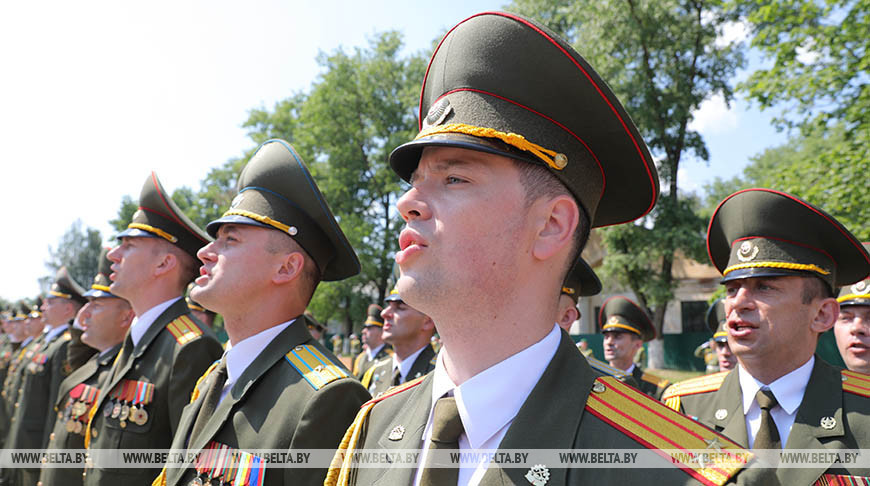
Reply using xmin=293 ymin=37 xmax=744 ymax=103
xmin=150 ymin=172 xmax=208 ymax=243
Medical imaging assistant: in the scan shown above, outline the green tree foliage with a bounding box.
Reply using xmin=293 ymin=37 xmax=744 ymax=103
xmin=704 ymin=124 xmax=869 ymax=240
xmin=508 ymin=0 xmax=746 ymax=363
xmin=736 ymin=0 xmax=868 ymax=145
xmin=109 ymin=195 xmax=138 ymax=234
xmin=44 ymin=220 xmax=103 ymax=291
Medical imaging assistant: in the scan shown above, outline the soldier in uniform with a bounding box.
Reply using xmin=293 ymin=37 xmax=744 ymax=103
xmin=39 ymin=249 xmax=134 ymax=486
xmin=833 ymin=253 xmax=870 ymax=374
xmin=155 ymin=139 xmax=370 ymax=486
xmin=185 ymin=282 xmax=217 ymax=331
xmin=0 ymin=308 xmax=23 ymax=451
xmin=83 ymin=173 xmax=224 ymax=486
xmin=326 ymin=12 xmax=748 ymax=486
xmin=662 ymin=188 xmax=870 ymax=484
xmin=304 ymin=310 xmax=326 ymax=346
xmin=352 ymin=304 xmax=392 ymax=378
xmin=361 ymin=288 xmax=436 ymax=396
xmin=600 ymin=296 xmax=670 ymax=398
xmin=707 ymin=298 xmax=736 ymax=372
xmin=7 ymin=268 xmax=86 ymax=485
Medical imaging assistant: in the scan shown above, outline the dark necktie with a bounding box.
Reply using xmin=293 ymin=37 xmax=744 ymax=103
xmin=188 ymin=360 xmax=228 ymax=445
xmin=391 ymin=367 xmax=402 ymax=386
xmin=419 ymin=396 xmax=464 ymax=486
xmin=754 ymin=389 xmax=781 ymax=450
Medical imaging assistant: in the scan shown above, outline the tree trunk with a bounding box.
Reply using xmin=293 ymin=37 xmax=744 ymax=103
xmin=648 ymin=338 xmax=665 ymax=370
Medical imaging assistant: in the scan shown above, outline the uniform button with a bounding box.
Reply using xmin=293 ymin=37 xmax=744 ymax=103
xmin=50 ymin=433 xmax=55 ymax=441
xmin=14 ymin=402 xmax=19 ymax=408
xmin=37 ymin=482 xmax=43 ymax=486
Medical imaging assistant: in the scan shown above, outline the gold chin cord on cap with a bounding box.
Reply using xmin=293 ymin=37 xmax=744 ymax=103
xmin=415 ymin=123 xmax=568 ymax=170
xmin=723 ymin=261 xmax=830 ymax=277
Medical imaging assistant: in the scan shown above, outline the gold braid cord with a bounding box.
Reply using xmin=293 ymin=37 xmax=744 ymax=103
xmin=723 ymin=261 xmax=830 ymax=277
xmin=324 ymin=402 xmax=377 ymax=486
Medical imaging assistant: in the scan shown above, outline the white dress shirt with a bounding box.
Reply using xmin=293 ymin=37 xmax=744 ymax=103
xmin=366 ymin=343 xmax=385 ymax=361
xmin=739 ymin=356 xmax=814 ymax=448
xmin=393 ymin=344 xmax=428 ymax=384
xmin=414 ymin=323 xmax=561 ymax=486
xmin=218 ymin=319 xmax=295 ymax=403
xmin=129 ymin=297 xmax=182 ymax=347
xmin=44 ymin=323 xmax=69 ymax=343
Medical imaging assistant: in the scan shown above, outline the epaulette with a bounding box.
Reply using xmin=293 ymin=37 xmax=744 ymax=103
xmin=841 ymin=369 xmax=870 ymax=397
xmin=325 ymin=374 xmax=427 ymax=486
xmin=190 ymin=360 xmax=221 ymax=403
xmin=352 ymin=353 xmax=365 ymax=376
xmin=585 ymin=355 xmax=631 ymax=381
xmin=641 ymin=371 xmax=670 ymax=388
xmin=586 ymin=376 xmax=751 ymax=485
xmin=285 ymin=345 xmax=349 ymax=390
xmin=166 ymin=315 xmax=203 ymax=345
xmin=662 ymin=371 xmax=729 ymax=412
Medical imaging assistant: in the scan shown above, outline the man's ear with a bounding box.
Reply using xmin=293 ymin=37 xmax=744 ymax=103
xmin=531 ymin=195 xmax=579 ymax=261
xmin=273 ymin=252 xmax=305 ymax=285
xmin=810 ymin=298 xmax=839 ymax=334
xmin=154 ymin=251 xmax=179 ymax=278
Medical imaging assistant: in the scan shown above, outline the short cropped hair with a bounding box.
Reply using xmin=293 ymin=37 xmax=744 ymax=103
xmin=801 ymin=276 xmax=835 ymax=304
xmin=266 ymin=231 xmax=321 ymax=305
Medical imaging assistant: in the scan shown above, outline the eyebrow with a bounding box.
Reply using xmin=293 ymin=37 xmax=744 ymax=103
xmin=410 ymin=157 xmax=478 ymax=184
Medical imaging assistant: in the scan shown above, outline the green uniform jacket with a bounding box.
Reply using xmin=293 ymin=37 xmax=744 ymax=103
xmin=362 ymin=344 xmax=436 ymax=397
xmin=631 ymin=365 xmax=669 ymax=400
xmin=341 ymin=332 xmax=745 ymax=485
xmin=162 ymin=315 xmax=370 ymax=486
xmin=84 ymin=299 xmax=223 ymax=486
xmin=40 ymin=344 xmax=121 ymax=486
xmin=2 ymin=335 xmax=45 ymax=423
xmin=352 ymin=344 xmax=392 ymax=379
xmin=7 ymin=327 xmax=73 ymax=485
xmin=0 ymin=338 xmax=21 ymax=447
xmin=668 ymin=357 xmax=870 ymax=485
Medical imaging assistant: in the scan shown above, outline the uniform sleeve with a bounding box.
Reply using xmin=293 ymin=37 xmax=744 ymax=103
xmin=285 ymin=379 xmax=371 ymax=485
xmin=168 ymin=337 xmax=223 ymax=435
xmin=42 ymin=339 xmax=71 ymax=448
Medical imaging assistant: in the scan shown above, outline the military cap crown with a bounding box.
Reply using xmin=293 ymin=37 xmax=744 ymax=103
xmin=84 ymin=248 xmax=118 ymax=299
xmin=562 ymin=257 xmax=602 ymax=301
xmin=838 ymin=243 xmax=870 ymax=306
xmin=707 ymin=189 xmax=870 ymax=290
xmin=49 ymin=266 xmax=87 ymax=305
xmin=364 ymin=304 xmax=384 ymax=327
xmin=118 ymin=172 xmax=212 ymax=259
xmin=390 ymin=11 xmax=659 ymax=228
xmin=599 ymin=296 xmax=656 ymax=342
xmin=706 ymin=299 xmax=727 ymax=342
xmin=206 ymin=139 xmax=360 ymax=281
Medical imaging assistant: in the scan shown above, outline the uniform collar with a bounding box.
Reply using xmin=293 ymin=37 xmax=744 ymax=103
xmin=222 ymin=318 xmax=296 ymax=396
xmin=430 ymin=323 xmax=561 ymax=449
xmin=366 ymin=343 xmax=385 ymax=360
xmin=129 ymin=297 xmax=181 ymax=346
xmin=392 ymin=343 xmax=427 ymax=381
xmin=45 ymin=323 xmax=69 ymax=342
xmin=739 ymin=355 xmax=814 ymax=415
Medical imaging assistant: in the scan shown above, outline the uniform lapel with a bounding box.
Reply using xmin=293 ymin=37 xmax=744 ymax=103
xmin=55 ymin=344 xmax=119 ymax=410
xmin=709 ymin=370 xmax=749 ymax=448
xmin=778 ymin=358 xmax=844 ymax=486
xmin=371 ymin=375 xmax=434 ymax=486
xmin=407 ymin=345 xmax=436 ymax=381
xmin=186 ymin=318 xmax=312 ymax=454
xmin=479 ymin=332 xmax=595 ymax=486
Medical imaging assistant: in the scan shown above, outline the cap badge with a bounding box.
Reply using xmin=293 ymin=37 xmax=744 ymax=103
xmin=737 ymin=241 xmax=759 ymax=262
xmin=820 ymin=416 xmax=836 ymax=430
xmin=525 ymin=464 xmax=550 ymax=486
xmin=852 ymin=281 xmax=869 ymax=295
xmin=230 ymin=194 xmax=245 ymax=209
xmin=715 ymin=409 xmax=728 ymax=420
xmin=132 ymin=210 xmax=144 ymax=220
xmin=607 ymin=316 xmax=620 ymax=325
xmin=388 ymin=425 xmax=405 ymax=441
xmin=423 ymin=98 xmax=453 ymax=129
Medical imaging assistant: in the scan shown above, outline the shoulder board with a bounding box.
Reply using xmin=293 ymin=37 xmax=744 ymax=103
xmin=661 ymin=371 xmax=729 ymax=400
xmin=585 ymin=356 xmax=631 ymax=380
xmin=285 ymin=345 xmax=349 ymax=390
xmin=362 ymin=374 xmax=426 ymax=407
xmin=841 ymin=370 xmax=870 ymax=398
xmin=360 ymin=362 xmax=380 ymax=389
xmin=586 ymin=376 xmax=751 ymax=485
xmin=166 ymin=315 xmax=203 ymax=345
xmin=640 ymin=371 xmax=670 ymax=388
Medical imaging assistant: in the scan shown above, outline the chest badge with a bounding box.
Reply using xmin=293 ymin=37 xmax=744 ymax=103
xmin=820 ymin=416 xmax=836 ymax=430
xmin=525 ymin=464 xmax=550 ymax=485
xmin=715 ymin=409 xmax=728 ymax=420
xmin=388 ymin=425 xmax=405 ymax=441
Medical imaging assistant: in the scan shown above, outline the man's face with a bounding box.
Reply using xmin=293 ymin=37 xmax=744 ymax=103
xmin=834 ymin=305 xmax=870 ymax=374
xmin=41 ymin=296 xmax=71 ymax=326
xmin=79 ymin=297 xmax=131 ymax=350
xmin=723 ymin=276 xmax=817 ymax=368
xmin=603 ymin=331 xmax=641 ymax=367
xmin=193 ymin=224 xmax=287 ymax=316
xmin=25 ymin=315 xmax=44 ymax=337
xmin=107 ymin=236 xmax=164 ymax=300
xmin=361 ymin=325 xmax=383 ymax=347
xmin=393 ymin=147 xmax=530 ymax=313
xmin=381 ymin=300 xmax=430 ymax=345
xmin=714 ymin=339 xmax=736 ymax=371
